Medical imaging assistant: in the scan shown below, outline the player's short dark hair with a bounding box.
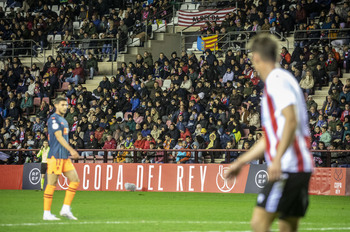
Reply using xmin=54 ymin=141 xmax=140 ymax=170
xmin=54 ymin=97 xmax=67 ymax=105
xmin=249 ymin=33 xmax=278 ymax=63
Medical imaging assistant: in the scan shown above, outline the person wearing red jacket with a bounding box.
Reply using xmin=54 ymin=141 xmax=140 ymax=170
xmin=180 ymin=128 xmax=191 ymax=141
xmin=66 ymin=63 xmax=85 ymax=86
xmin=98 ymin=134 xmax=116 ymax=156
xmin=280 ymin=47 xmax=291 ymax=65
xmin=143 ymin=134 xmax=156 ymax=149
xmin=134 ymin=133 xmax=145 ymax=149
xmin=46 ymin=62 xmax=59 ymax=76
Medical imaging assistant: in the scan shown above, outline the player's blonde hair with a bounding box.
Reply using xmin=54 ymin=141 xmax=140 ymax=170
xmin=248 ymin=33 xmax=279 ymax=63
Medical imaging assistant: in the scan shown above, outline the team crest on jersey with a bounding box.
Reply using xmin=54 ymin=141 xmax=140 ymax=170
xmin=52 ymin=121 xmax=59 ymax=130
xmin=64 ymin=128 xmax=68 ymax=135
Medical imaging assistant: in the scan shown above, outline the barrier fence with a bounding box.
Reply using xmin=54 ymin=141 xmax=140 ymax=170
xmin=0 ymin=163 xmax=349 ymax=196
xmin=0 ymin=148 xmax=349 ymax=167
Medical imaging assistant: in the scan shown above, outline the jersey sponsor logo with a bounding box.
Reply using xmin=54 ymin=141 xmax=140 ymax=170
xmin=58 ymin=173 xmax=69 ymax=190
xmin=216 ymin=165 xmax=236 ymax=192
xmin=29 ymin=168 xmax=41 ymax=185
xmin=255 ymin=170 xmax=269 ymax=188
xmin=64 ymin=128 xmax=68 ymax=135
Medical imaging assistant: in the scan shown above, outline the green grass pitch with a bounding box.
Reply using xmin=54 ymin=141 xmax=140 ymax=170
xmin=0 ymin=190 xmax=349 ymax=232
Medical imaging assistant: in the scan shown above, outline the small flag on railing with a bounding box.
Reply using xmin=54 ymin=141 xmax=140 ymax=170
xmin=197 ymin=35 xmax=219 ymax=51
xmin=197 ymin=36 xmax=205 ymax=51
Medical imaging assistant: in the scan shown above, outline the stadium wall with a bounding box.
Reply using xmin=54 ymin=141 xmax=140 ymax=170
xmin=1 ymin=164 xmax=349 ymax=196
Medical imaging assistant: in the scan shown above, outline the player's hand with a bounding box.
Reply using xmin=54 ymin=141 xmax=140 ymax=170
xmin=268 ymin=160 xmax=281 ymax=182
xmin=224 ymin=161 xmax=243 ymax=180
xmin=70 ymin=150 xmax=79 ymax=160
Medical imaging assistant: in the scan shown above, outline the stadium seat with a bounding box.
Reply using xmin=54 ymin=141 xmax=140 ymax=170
xmin=73 ymin=21 xmax=81 ymax=30
xmin=115 ymin=111 xmax=123 ymax=120
xmin=57 ymin=82 xmax=70 ymax=92
xmin=187 ymin=4 xmax=197 ymax=10
xmin=128 ymin=38 xmax=141 ymax=47
xmin=42 ymin=97 xmax=50 ymax=105
xmin=180 ymin=4 xmax=188 ymax=10
xmin=95 ymin=155 xmax=104 ymax=163
xmin=84 ymin=156 xmax=95 ymax=163
xmin=51 ymin=5 xmax=59 ymax=12
xmin=54 ymin=34 xmax=62 ymax=43
xmin=192 ymin=42 xmax=198 ymax=51
xmin=47 ymin=35 xmax=54 ymax=43
xmin=162 ymin=79 xmax=171 ymax=90
xmin=33 ymin=97 xmax=41 ymax=107
xmin=157 ymin=24 xmax=166 ymax=32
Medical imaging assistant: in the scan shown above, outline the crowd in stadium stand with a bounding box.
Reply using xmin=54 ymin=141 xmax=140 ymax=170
xmin=0 ymin=0 xmax=350 ymax=167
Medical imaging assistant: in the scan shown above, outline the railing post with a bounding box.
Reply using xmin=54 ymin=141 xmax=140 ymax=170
xmin=145 ymin=20 xmax=148 ymax=44
xmin=164 ymin=150 xmax=168 ymax=163
xmin=104 ymin=150 xmax=107 ymax=163
xmin=172 ymin=4 xmax=175 ymax=34
xmin=133 ymin=149 xmax=138 ymax=163
xmin=326 ymin=151 xmax=331 ymax=167
xmin=30 ymin=40 xmax=33 ymax=67
xmin=43 ymin=44 xmax=46 ymax=66
xmin=194 ymin=150 xmax=198 ymax=163
xmin=18 ymin=149 xmax=23 ymax=164
xmin=111 ymin=38 xmax=114 ymax=75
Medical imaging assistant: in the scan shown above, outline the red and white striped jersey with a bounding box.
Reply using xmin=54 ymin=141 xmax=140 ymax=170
xmin=261 ymin=68 xmax=313 ymax=173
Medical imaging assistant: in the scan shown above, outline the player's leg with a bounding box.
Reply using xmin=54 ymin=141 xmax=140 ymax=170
xmin=43 ymin=173 xmax=60 ymax=220
xmin=62 ymin=169 xmax=80 ymax=208
xmin=60 ymin=160 xmax=80 ymax=220
xmin=279 ymin=217 xmax=300 ymax=232
xmin=40 ymin=163 xmax=47 ymax=190
xmin=251 ymin=206 xmax=276 ymax=232
xmin=41 ymin=174 xmax=45 ymax=190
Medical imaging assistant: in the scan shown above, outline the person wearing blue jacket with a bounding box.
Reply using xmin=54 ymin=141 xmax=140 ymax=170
xmin=130 ymin=93 xmax=140 ymax=112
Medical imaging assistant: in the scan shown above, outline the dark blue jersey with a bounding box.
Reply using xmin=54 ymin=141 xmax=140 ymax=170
xmin=48 ymin=113 xmax=70 ymax=159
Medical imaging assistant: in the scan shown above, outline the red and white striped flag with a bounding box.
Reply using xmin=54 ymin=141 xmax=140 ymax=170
xmin=178 ymin=8 xmax=236 ymax=27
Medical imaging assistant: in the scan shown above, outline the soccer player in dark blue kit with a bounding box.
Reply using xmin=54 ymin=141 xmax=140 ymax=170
xmin=43 ymin=97 xmax=80 ymax=220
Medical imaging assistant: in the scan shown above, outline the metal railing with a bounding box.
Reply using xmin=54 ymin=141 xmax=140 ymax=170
xmin=0 ymin=39 xmax=45 ymax=66
xmin=1 ymin=148 xmax=348 ymax=167
xmin=293 ymin=28 xmax=350 ymax=46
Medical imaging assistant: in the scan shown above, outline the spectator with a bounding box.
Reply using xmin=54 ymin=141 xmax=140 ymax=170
xmin=20 ymin=92 xmax=33 ymax=115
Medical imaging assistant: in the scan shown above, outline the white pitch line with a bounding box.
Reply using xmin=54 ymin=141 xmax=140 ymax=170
xmin=0 ymin=220 xmax=250 ymax=227
xmin=185 ymin=229 xmax=350 ymax=232
xmin=1 ymin=221 xmax=349 ymax=232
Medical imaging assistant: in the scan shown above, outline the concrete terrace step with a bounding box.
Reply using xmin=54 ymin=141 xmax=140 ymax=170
xmin=311 ymin=72 xmax=349 ymax=110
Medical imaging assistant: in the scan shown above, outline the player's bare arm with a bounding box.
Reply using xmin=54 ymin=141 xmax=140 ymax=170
xmin=54 ymin=130 xmax=79 ymax=159
xmin=224 ymin=138 xmax=266 ymax=180
xmin=268 ymin=104 xmax=298 ymax=182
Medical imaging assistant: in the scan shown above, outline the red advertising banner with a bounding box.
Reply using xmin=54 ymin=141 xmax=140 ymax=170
xmin=0 ymin=165 xmax=23 ymax=189
xmin=56 ymin=164 xmax=250 ymax=193
xmin=0 ymin=164 xmax=349 ymax=196
xmin=309 ymin=168 xmax=347 ymax=196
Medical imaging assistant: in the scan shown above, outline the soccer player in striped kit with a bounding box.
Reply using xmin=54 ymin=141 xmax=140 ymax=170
xmin=225 ymin=34 xmax=313 ymax=232
xmin=43 ymin=97 xmax=80 ymax=220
